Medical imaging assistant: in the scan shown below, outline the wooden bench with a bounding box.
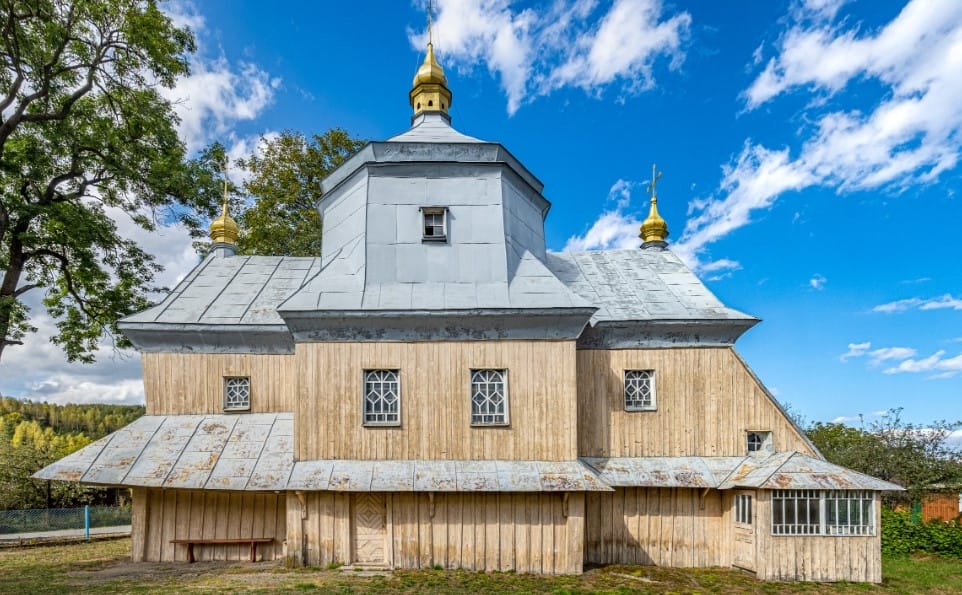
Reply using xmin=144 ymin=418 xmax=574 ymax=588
xmin=170 ymin=537 xmax=274 ymax=563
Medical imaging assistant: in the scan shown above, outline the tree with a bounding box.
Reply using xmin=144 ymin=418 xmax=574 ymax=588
xmin=807 ymin=409 xmax=962 ymax=504
xmin=235 ymin=129 xmax=364 ymax=256
xmin=0 ymin=0 xmax=223 ymax=363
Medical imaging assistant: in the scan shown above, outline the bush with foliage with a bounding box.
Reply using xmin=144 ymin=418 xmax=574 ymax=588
xmin=882 ymin=508 xmax=962 ymax=557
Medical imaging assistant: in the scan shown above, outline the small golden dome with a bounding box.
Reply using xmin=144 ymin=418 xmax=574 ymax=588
xmin=640 ymin=198 xmax=669 ymax=244
xmin=412 ymin=42 xmax=447 ymax=87
xmin=640 ymin=164 xmax=669 ymax=246
xmin=409 ymin=41 xmax=452 ymax=116
xmin=210 ymin=201 xmax=239 ymax=245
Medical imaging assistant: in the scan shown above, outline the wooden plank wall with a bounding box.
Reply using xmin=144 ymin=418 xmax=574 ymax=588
xmin=922 ymin=493 xmax=961 ymax=522
xmin=141 ymin=353 xmax=297 ymax=415
xmin=295 ymin=341 xmax=578 ymax=460
xmin=288 ymin=492 xmax=584 ymax=574
xmin=132 ymin=488 xmax=286 ymax=562
xmin=577 ymin=348 xmax=815 ymax=457
xmin=585 ymin=488 xmax=728 ymax=568
xmin=754 ymin=491 xmax=882 ymax=582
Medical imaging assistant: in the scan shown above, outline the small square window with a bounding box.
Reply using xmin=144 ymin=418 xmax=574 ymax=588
xmin=421 ymin=206 xmax=447 ymax=242
xmin=364 ymin=369 xmax=401 ymax=426
xmin=224 ymin=377 xmax=250 ymax=412
xmin=747 ymin=431 xmax=773 ymax=455
xmin=471 ymin=369 xmax=508 ymax=426
xmin=624 ymin=370 xmax=656 ymax=411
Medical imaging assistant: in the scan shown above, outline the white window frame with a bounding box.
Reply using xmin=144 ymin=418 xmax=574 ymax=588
xmin=420 ymin=206 xmax=447 ymax=242
xmin=746 ymin=431 xmax=772 ymax=454
xmin=624 ymin=369 xmax=656 ymax=411
xmin=223 ymin=376 xmax=251 ymax=412
xmin=362 ymin=369 xmax=401 ymax=427
xmin=470 ymin=369 xmax=509 ymax=426
xmin=771 ymin=490 xmax=875 ymax=536
xmin=735 ymin=493 xmax=753 ymax=525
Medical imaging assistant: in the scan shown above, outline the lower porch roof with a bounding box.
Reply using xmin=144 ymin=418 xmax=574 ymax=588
xmin=34 ymin=414 xmax=902 ymax=493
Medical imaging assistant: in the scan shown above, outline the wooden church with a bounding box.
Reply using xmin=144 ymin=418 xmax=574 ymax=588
xmin=38 ymin=37 xmax=901 ymax=582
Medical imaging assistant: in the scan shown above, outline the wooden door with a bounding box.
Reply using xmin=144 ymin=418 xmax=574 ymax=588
xmin=732 ymin=491 xmax=756 ymax=572
xmin=351 ymin=493 xmax=386 ymax=565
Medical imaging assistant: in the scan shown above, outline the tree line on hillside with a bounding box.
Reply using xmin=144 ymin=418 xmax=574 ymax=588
xmin=0 ymin=397 xmax=144 ymax=510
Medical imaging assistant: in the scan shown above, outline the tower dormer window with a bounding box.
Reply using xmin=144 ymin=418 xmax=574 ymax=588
xmin=421 ymin=206 xmax=447 ymax=242
xmin=223 ymin=377 xmax=250 ymax=412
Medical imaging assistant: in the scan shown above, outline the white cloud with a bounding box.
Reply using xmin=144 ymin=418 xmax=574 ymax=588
xmin=839 ymin=341 xmax=871 ymax=362
xmin=873 ymin=294 xmax=962 ymax=313
xmin=158 ymin=2 xmax=280 ymax=153
xmin=809 ymin=274 xmax=827 ymax=290
xmin=416 ymin=0 xmax=690 ymax=114
xmin=676 ymin=0 xmax=962 ymax=266
xmin=883 ymin=349 xmax=962 ymax=378
xmin=839 ymin=342 xmax=921 ymax=367
xmin=163 ymin=60 xmax=279 ymax=153
xmin=868 ymin=347 xmax=917 ymax=365
xmin=562 ymin=179 xmax=642 ymax=251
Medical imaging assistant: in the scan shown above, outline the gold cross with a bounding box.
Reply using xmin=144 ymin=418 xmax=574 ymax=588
xmin=646 ymin=163 xmax=662 ymax=200
xmin=221 ymin=157 xmax=230 ymax=211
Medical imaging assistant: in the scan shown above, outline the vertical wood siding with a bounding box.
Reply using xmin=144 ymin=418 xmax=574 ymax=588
xmin=132 ymin=488 xmax=286 ymax=562
xmin=141 ymin=353 xmax=297 ymax=415
xmin=922 ymin=493 xmax=962 ymax=522
xmin=288 ymin=491 xmax=584 ymax=574
xmin=585 ymin=488 xmax=728 ymax=568
xmin=754 ymin=490 xmax=882 ymax=582
xmin=577 ymin=348 xmax=815 ymax=457
xmin=295 ymin=341 xmax=578 ymax=460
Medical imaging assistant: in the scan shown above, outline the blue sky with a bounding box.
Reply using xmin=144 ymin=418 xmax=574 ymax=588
xmin=0 ymin=0 xmax=959 ymax=434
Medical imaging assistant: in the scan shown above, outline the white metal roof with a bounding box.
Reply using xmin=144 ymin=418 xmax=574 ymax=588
xmin=36 ymin=416 xmax=901 ymax=493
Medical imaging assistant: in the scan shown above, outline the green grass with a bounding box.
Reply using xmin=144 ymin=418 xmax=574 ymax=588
xmin=0 ymin=538 xmax=960 ymax=593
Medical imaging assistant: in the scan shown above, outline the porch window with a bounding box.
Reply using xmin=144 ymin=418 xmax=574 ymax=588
xmin=363 ymin=370 xmax=401 ymax=426
xmin=624 ymin=370 xmax=656 ymax=411
xmin=470 ymin=369 xmax=509 ymax=426
xmin=772 ymin=490 xmax=875 ymax=536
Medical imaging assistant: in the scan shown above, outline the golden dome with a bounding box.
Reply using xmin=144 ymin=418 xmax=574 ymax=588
xmin=640 ymin=198 xmax=669 ymax=244
xmin=412 ymin=42 xmax=447 ymax=87
xmin=409 ymin=42 xmax=452 ymax=116
xmin=640 ymin=164 xmax=669 ymax=245
xmin=209 ymin=200 xmax=239 ymax=245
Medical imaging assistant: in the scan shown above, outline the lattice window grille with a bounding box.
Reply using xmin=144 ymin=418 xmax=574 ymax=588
xmin=735 ymin=494 xmax=753 ymax=525
xmin=471 ymin=369 xmax=508 ymax=425
xmin=364 ymin=370 xmax=400 ymax=426
xmin=624 ymin=370 xmax=655 ymax=410
xmin=224 ymin=377 xmax=250 ymax=411
xmin=772 ymin=490 xmax=875 ymax=536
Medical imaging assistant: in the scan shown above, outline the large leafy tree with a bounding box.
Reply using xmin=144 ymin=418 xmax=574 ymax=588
xmin=0 ymin=0 xmax=222 ymax=363
xmin=807 ymin=409 xmax=962 ymax=504
xmin=236 ymin=129 xmax=364 ymax=256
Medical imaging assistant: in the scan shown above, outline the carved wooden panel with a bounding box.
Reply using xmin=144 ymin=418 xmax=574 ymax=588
xmin=351 ymin=493 xmax=386 ymax=565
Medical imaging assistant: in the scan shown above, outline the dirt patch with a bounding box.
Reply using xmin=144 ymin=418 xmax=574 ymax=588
xmin=67 ymin=559 xmax=282 ymax=585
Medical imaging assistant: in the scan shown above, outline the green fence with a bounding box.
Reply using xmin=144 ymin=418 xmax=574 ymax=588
xmin=0 ymin=506 xmax=131 ymax=536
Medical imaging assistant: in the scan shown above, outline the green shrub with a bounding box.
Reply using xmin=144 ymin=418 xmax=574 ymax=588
xmin=882 ymin=508 xmax=962 ymax=557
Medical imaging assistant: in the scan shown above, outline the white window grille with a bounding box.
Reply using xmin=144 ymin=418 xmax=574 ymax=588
xmin=624 ymin=370 xmax=655 ymax=411
xmin=735 ymin=494 xmax=753 ymax=525
xmin=772 ymin=490 xmax=875 ymax=536
xmin=470 ymin=369 xmax=508 ymax=426
xmin=421 ymin=206 xmax=447 ymax=242
xmin=223 ymin=377 xmax=250 ymax=411
xmin=364 ymin=370 xmax=400 ymax=426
